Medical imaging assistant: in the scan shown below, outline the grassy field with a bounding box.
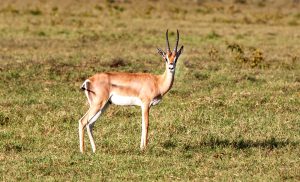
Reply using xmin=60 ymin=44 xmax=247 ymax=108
xmin=0 ymin=0 xmax=299 ymax=181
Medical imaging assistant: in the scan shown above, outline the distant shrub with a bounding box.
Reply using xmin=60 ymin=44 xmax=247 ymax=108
xmin=196 ymin=7 xmax=212 ymax=14
xmin=114 ymin=5 xmax=125 ymax=12
xmin=145 ymin=6 xmax=155 ymax=16
xmin=227 ymin=42 xmax=244 ymax=54
xmin=194 ymin=72 xmax=209 ymax=80
xmin=250 ymin=49 xmax=264 ymax=67
xmin=234 ymin=0 xmax=247 ymax=4
xmin=227 ymin=42 xmax=265 ymax=68
xmin=29 ymin=8 xmax=42 ymax=16
xmin=295 ymin=13 xmax=300 ymax=19
xmin=37 ymin=31 xmax=46 ymax=37
xmin=106 ymin=0 xmax=130 ymax=4
xmin=256 ymin=0 xmax=266 ymax=7
xmin=52 ymin=6 xmax=58 ymax=12
xmin=106 ymin=0 xmax=115 ymax=3
xmin=110 ymin=58 xmax=126 ymax=68
xmin=208 ymin=46 xmax=219 ymax=61
xmin=288 ymin=20 xmax=299 ymax=26
xmin=94 ymin=5 xmax=103 ymax=11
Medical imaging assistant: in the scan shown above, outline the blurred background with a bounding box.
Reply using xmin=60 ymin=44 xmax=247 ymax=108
xmin=0 ymin=0 xmax=299 ymax=181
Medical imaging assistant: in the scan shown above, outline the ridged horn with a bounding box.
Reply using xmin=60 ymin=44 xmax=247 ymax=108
xmin=166 ymin=29 xmax=171 ymax=53
xmin=174 ymin=30 xmax=179 ymax=52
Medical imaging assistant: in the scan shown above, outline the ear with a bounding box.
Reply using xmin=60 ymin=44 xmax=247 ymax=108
xmin=157 ymin=48 xmax=166 ymax=59
xmin=177 ymin=45 xmax=184 ymax=56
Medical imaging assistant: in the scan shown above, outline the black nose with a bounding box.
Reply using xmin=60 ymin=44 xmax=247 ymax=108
xmin=168 ymin=64 xmax=174 ymax=70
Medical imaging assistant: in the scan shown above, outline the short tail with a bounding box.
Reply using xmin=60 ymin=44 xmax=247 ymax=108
xmin=80 ymin=79 xmax=95 ymax=94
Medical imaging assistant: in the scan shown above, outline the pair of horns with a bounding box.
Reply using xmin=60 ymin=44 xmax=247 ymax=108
xmin=166 ymin=29 xmax=179 ymax=53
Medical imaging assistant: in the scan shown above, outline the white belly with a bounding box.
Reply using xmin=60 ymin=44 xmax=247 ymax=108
xmin=110 ymin=94 xmax=142 ymax=106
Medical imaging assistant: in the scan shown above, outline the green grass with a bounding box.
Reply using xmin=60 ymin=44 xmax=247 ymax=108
xmin=0 ymin=0 xmax=300 ymax=181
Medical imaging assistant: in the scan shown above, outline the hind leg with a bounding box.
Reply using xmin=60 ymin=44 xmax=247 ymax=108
xmin=78 ymin=109 xmax=90 ymax=153
xmin=79 ymin=84 xmax=96 ymax=153
xmin=86 ymin=100 xmax=110 ymax=153
xmin=79 ymin=80 xmax=110 ymax=153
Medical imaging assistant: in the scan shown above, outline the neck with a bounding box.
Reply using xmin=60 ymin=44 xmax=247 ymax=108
xmin=158 ymin=64 xmax=175 ymax=96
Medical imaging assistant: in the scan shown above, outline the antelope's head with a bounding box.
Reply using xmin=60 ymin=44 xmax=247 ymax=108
xmin=157 ymin=29 xmax=184 ymax=72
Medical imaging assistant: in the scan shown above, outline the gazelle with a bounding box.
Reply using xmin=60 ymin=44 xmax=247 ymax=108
xmin=78 ymin=30 xmax=184 ymax=153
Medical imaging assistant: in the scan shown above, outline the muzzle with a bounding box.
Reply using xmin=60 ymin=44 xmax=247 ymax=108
xmin=168 ymin=63 xmax=175 ymax=71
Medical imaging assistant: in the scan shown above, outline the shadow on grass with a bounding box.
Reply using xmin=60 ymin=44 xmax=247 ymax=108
xmin=182 ymin=137 xmax=299 ymax=151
